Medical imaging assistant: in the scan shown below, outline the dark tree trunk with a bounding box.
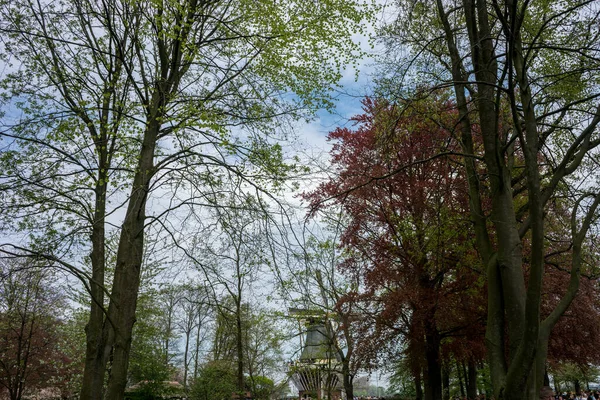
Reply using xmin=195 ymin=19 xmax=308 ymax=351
xmin=236 ymin=298 xmax=244 ymax=393
xmin=80 ymin=155 xmax=110 ymax=400
xmin=342 ymin=359 xmax=354 ymax=400
xmin=575 ymin=380 xmax=581 ymax=395
xmin=457 ymin=362 xmax=466 ymax=397
xmin=338 ymin=315 xmax=355 ymax=400
xmin=415 ymin=368 xmax=424 ymax=400
xmin=442 ymin=365 xmax=450 ymax=400
xmin=467 ymin=359 xmax=477 ymax=399
xmin=437 ymin=0 xmax=600 ymax=397
xmin=183 ymin=329 xmax=191 ymax=389
xmin=424 ymin=323 xmax=442 ymax=400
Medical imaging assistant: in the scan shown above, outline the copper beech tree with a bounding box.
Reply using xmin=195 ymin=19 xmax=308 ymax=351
xmin=307 ymin=91 xmax=600 ymax=399
xmin=306 ymin=97 xmax=487 ymax=400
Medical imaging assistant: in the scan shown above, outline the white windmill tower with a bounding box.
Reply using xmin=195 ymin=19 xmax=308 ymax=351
xmin=289 ymin=271 xmax=344 ymax=400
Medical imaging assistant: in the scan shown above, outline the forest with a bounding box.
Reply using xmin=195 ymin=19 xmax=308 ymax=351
xmin=0 ymin=0 xmax=599 ymax=400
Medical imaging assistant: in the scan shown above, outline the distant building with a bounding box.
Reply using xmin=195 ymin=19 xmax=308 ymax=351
xmin=289 ymin=315 xmax=343 ymax=400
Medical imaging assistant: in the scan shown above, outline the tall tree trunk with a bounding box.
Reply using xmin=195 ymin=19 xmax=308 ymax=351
xmin=165 ymin=306 xmax=173 ymax=367
xmin=442 ymin=365 xmax=450 ymax=400
xmin=457 ymin=361 xmax=466 ymax=398
xmin=80 ymin=165 xmax=110 ymax=400
xmin=424 ymin=322 xmax=442 ymax=400
xmin=342 ymin=358 xmax=354 ymax=400
xmin=78 ymin=41 xmax=123 ymax=399
xmin=194 ymin=315 xmax=202 ymax=380
xmin=236 ymin=298 xmax=244 ymax=393
xmin=339 ymin=315 xmax=355 ymax=400
xmin=183 ymin=329 xmax=191 ymax=390
xmin=415 ymin=368 xmax=424 ymax=400
xmin=103 ymin=116 xmax=159 ymax=400
xmin=467 ymin=360 xmax=477 ymax=399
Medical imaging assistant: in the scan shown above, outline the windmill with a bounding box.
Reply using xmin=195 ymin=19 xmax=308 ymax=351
xmin=288 ymin=271 xmax=344 ymax=400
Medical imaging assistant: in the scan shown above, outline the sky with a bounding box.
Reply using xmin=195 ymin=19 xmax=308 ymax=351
xmin=275 ymin=14 xmax=394 ymax=391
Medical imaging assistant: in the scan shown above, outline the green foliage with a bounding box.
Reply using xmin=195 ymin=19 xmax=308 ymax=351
xmin=212 ymin=298 xmax=284 ymax=379
xmin=129 ymin=288 xmax=174 ymax=385
xmin=248 ymin=375 xmax=274 ymax=400
xmin=125 ymin=381 xmax=185 ymax=400
xmin=0 ymin=0 xmax=379 ymax=398
xmin=388 ymin=361 xmax=418 ymax=399
xmin=551 ymin=362 xmax=600 ymax=391
xmin=53 ymin=307 xmax=88 ymax=395
xmin=189 ymin=361 xmax=237 ymax=400
xmin=0 ymin=0 xmax=378 ymax=260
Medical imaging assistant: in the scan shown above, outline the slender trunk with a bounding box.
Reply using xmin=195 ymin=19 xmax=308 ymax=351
xmin=194 ymin=315 xmax=201 ymax=380
xmin=236 ymin=299 xmax=244 ymax=393
xmin=165 ymin=318 xmax=170 ymax=366
xmin=342 ymin=358 xmax=354 ymax=400
xmin=442 ymin=365 xmax=450 ymax=400
xmin=462 ymin=362 xmax=469 ymax=396
xmin=415 ymin=368 xmax=424 ymax=400
xmin=575 ymin=380 xmax=581 ymax=395
xmin=462 ymin=0 xmax=531 ymax=397
xmin=467 ymin=360 xmax=477 ymax=399
xmin=339 ymin=315 xmax=354 ymax=400
xmin=80 ymin=173 xmax=109 ymax=400
xmin=457 ymin=362 xmax=466 ymax=397
xmin=79 ymin=42 xmax=123 ymax=398
xmin=531 ymin=333 xmax=549 ymax=400
xmin=15 ymin=304 xmax=36 ymax=400
xmin=436 ymin=1 xmax=507 ymax=394
xmin=184 ymin=329 xmax=191 ymax=389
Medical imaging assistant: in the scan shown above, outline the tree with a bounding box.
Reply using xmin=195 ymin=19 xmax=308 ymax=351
xmin=241 ymin=312 xmax=284 ymax=396
xmin=249 ymin=375 xmax=274 ymax=400
xmin=550 ymin=363 xmax=599 ymax=394
xmin=0 ymin=1 xmax=375 ymax=399
xmin=199 ymin=194 xmax=272 ymax=394
xmin=210 ymin=298 xmax=284 ymax=396
xmin=183 ymin=188 xmax=290 ymax=395
xmin=0 ymin=260 xmax=75 ymax=400
xmin=306 ymin=96 xmax=486 ymax=400
xmin=544 ymin=265 xmax=600 ymax=384
xmin=189 ymin=360 xmax=237 ymax=400
xmin=128 ymin=287 xmax=175 ymax=388
xmin=176 ymin=284 xmax=211 ymax=390
xmin=379 ymin=0 xmax=600 ymax=398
